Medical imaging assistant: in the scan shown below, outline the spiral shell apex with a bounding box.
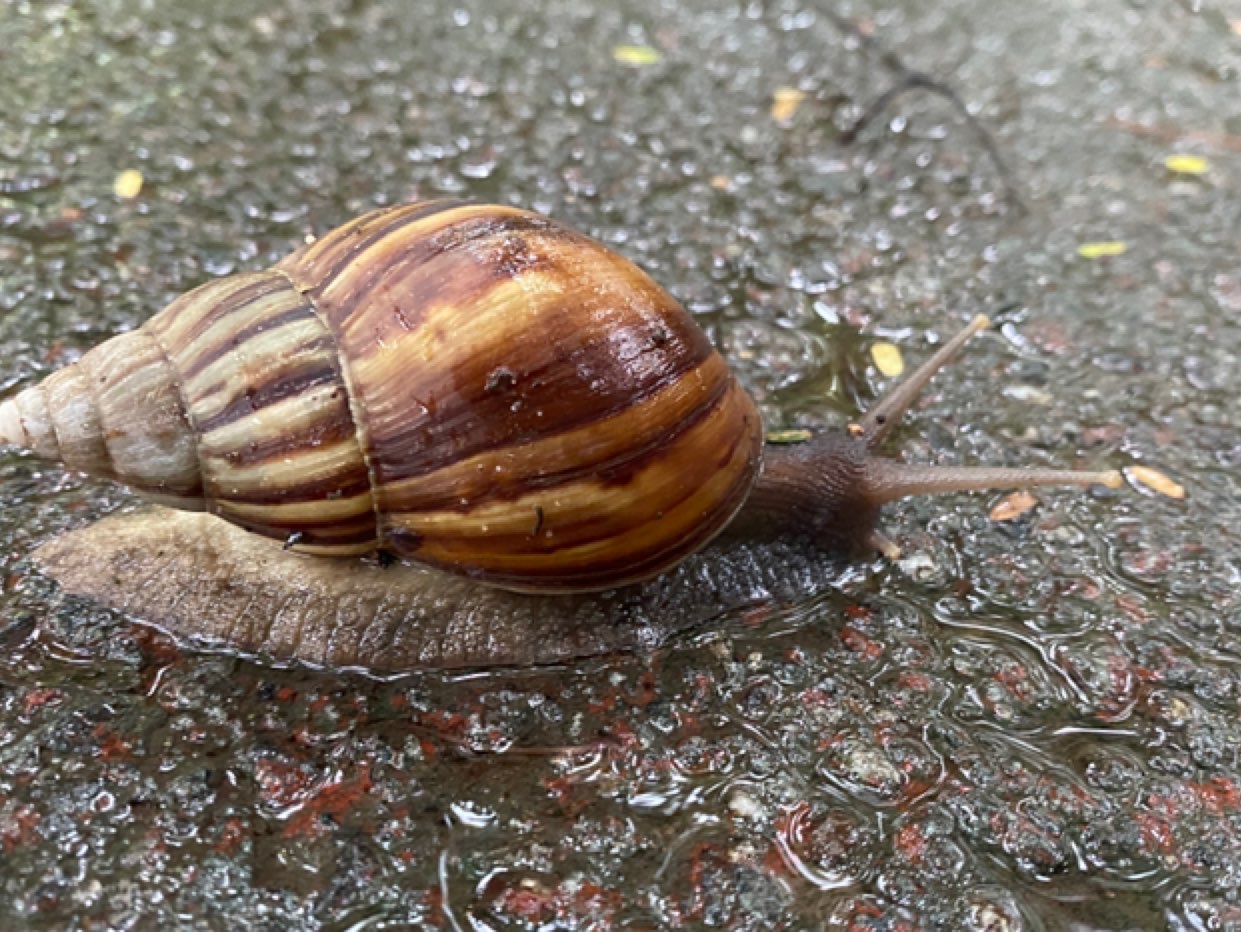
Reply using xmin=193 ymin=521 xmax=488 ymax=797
xmin=0 ymin=201 xmax=765 ymax=592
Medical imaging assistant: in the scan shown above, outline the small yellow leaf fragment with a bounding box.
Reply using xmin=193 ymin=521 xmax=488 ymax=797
xmin=1164 ymin=154 xmax=1209 ymax=175
xmin=1128 ymin=465 xmax=1185 ymax=500
xmin=770 ymin=87 xmax=806 ymax=123
xmin=989 ymin=490 xmax=1039 ymax=522
xmin=112 ymin=169 xmax=144 ymax=200
xmin=1077 ymin=241 xmax=1127 ymax=259
xmin=1231 ymin=18 xmax=1241 ymax=35
xmin=612 ymin=45 xmax=661 ymax=66
xmin=870 ymin=341 xmax=905 ymax=378
xmin=765 ymin=429 xmax=813 ymax=444
xmin=709 ymin=174 xmax=734 ymax=191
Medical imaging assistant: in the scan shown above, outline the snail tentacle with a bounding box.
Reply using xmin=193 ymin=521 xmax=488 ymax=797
xmin=856 ymin=313 xmax=992 ymax=447
xmin=739 ymin=315 xmax=1121 ymax=557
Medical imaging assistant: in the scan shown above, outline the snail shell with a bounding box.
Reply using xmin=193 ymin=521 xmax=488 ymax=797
xmin=0 ymin=201 xmax=764 ymax=592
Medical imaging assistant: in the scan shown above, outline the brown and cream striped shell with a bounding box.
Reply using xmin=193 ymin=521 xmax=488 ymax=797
xmin=0 ymin=201 xmax=764 ymax=592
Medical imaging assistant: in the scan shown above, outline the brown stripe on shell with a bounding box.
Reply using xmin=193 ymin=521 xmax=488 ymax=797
xmin=293 ymin=209 xmax=568 ymax=340
xmin=151 ymin=277 xmax=320 ymax=398
xmin=298 ymin=215 xmax=713 ymax=492
xmin=194 ymin=377 xmax=374 ymax=537
xmin=383 ymin=376 xmax=763 ymax=591
xmin=149 ymin=273 xmax=295 ymax=373
xmin=208 ymin=466 xmax=373 ymax=506
xmin=321 ymin=214 xmax=576 ymax=373
xmin=198 ymin=436 xmax=375 ymax=541
xmin=178 ymin=319 xmax=329 ymax=425
xmin=378 ymin=352 xmax=733 ymax=515
xmin=142 ymin=268 xmax=378 ymax=541
xmin=174 ymin=298 xmax=322 ymax=386
xmin=194 ymin=357 xmax=338 ymax=435
xmin=215 ymin=493 xmax=376 ymax=541
xmin=199 ymin=384 xmax=358 ymax=469
xmin=279 ymin=199 xmax=474 ymax=297
xmin=393 ymin=377 xmax=753 ymax=555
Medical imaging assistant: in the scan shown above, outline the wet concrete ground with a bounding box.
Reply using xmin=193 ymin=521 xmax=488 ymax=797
xmin=1 ymin=0 xmax=1239 ymax=928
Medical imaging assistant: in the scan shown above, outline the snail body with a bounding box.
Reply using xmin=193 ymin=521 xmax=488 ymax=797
xmin=3 ymin=201 xmax=1124 ymax=664
xmin=31 ymin=507 xmax=842 ymax=671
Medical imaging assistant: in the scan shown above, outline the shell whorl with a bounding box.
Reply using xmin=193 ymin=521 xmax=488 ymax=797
xmin=0 ymin=325 xmax=203 ymax=510
xmin=145 ymin=270 xmax=377 ymax=554
xmin=1 ymin=201 xmax=764 ymax=592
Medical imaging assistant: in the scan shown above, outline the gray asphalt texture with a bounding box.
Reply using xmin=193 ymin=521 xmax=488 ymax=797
xmin=0 ymin=0 xmax=1238 ymax=928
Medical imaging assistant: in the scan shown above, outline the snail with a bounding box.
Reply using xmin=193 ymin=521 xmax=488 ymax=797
xmin=2 ymin=201 xmax=1122 ymax=670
